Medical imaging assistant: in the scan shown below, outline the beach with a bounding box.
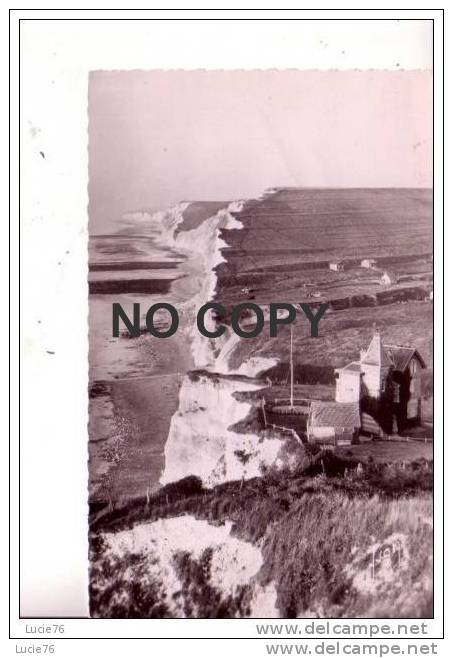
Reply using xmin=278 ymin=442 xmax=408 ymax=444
xmin=88 ymin=217 xmax=196 ymax=505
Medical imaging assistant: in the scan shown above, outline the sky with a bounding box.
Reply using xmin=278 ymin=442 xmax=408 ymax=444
xmin=88 ymin=70 xmax=432 ymax=233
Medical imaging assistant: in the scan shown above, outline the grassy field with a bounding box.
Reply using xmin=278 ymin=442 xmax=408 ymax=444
xmin=336 ymin=440 xmax=433 ymax=464
xmin=226 ymin=303 xmax=433 ymax=395
xmin=176 ymin=201 xmax=227 ymax=233
xmin=213 ymin=187 xmax=432 ymax=374
xmin=219 ymin=188 xmax=432 ymax=274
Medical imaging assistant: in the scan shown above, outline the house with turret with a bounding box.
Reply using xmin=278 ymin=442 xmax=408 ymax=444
xmin=335 ymin=331 xmax=426 ymax=436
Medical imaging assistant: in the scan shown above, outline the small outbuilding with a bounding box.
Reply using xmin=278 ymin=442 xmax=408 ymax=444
xmin=380 ymin=271 xmax=396 ymax=286
xmin=361 ymin=258 xmax=377 ymax=269
xmin=307 ymin=401 xmax=360 ymax=445
xmin=241 ymin=287 xmax=255 ymax=299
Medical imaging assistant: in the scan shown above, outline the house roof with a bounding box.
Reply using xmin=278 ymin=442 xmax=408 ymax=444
xmin=309 ymin=401 xmax=361 ymax=428
xmin=336 ymin=336 xmax=427 ymax=376
xmin=385 ymin=345 xmax=426 ymax=371
xmin=337 ymin=361 xmax=362 ymax=374
xmin=361 ymin=332 xmax=393 ymax=367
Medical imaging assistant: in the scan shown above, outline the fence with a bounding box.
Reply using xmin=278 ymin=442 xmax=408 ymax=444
xmin=261 ymin=399 xmax=305 ymax=444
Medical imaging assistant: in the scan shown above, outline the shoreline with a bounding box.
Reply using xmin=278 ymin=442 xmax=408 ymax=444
xmin=89 ymin=194 xmax=281 ymax=502
xmin=88 ymin=224 xmax=198 ymax=504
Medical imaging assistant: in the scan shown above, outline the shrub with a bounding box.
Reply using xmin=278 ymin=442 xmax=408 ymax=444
xmin=89 ymin=543 xmax=170 ymax=618
xmin=160 ymin=476 xmax=204 ymax=499
xmin=173 ymin=548 xmax=252 ymax=618
xmin=262 ymin=363 xmax=335 ymax=385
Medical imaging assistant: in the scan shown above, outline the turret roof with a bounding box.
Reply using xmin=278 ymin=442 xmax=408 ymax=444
xmin=361 ymin=332 xmax=393 ymax=367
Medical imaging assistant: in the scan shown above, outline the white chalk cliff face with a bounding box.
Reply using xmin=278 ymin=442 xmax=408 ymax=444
xmin=152 ymin=195 xmax=285 ymax=488
xmin=101 ymin=515 xmax=279 ymax=618
xmin=155 ymin=200 xmax=248 ymax=368
xmin=160 ymin=373 xmax=284 ymax=487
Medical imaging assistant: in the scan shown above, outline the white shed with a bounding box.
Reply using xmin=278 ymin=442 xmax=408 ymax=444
xmin=380 ymin=271 xmax=396 ymax=286
xmin=361 ymin=258 xmax=377 ymax=269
